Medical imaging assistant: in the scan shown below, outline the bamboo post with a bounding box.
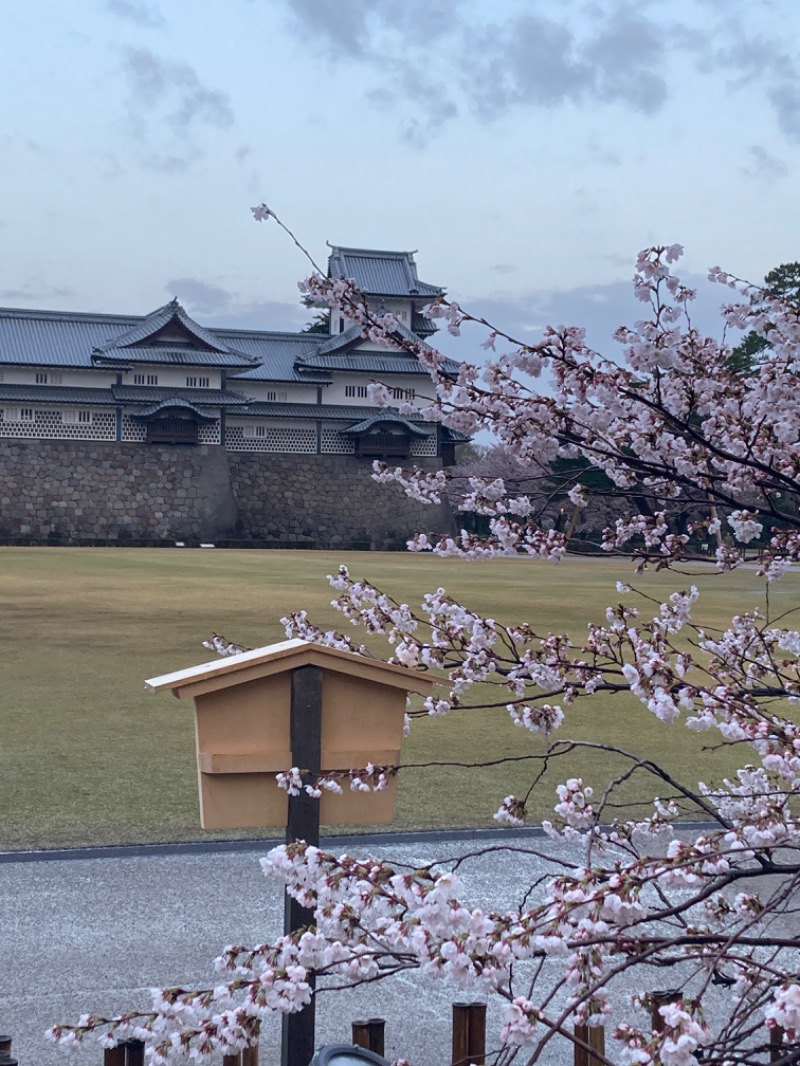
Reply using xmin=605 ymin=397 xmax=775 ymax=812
xmin=452 ymin=1003 xmax=486 ymax=1066
xmin=574 ymin=1023 xmax=605 ymax=1066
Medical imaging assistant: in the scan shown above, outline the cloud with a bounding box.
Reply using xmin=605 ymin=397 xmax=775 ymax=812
xmin=464 ymin=14 xmax=594 ymax=118
xmin=107 ymin=0 xmax=164 ymax=29
xmin=142 ymin=148 xmax=203 ymax=173
xmin=768 ymin=82 xmax=800 ymax=141
xmin=285 ymin=0 xmax=455 ymax=59
xmin=581 ymin=9 xmax=668 ymax=114
xmin=282 ymin=0 xmax=800 ymax=144
xmin=283 ymin=1 xmax=677 ymax=127
xmin=440 ymin=272 xmax=737 ymax=363
xmin=164 ymin=279 xmax=310 ymax=332
xmin=166 ymin=278 xmax=233 ymax=315
xmin=0 ymin=279 xmax=74 ymax=304
xmin=120 ymin=47 xmax=235 ymax=134
xmin=696 ymin=16 xmax=800 ymax=142
xmin=203 ymin=299 xmax=312 ymax=333
xmin=741 ymin=144 xmax=789 ymax=183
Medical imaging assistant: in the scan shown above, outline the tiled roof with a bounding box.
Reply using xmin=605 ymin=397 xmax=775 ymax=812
xmin=441 ymin=427 xmax=471 ymax=443
xmin=296 ymin=351 xmax=460 ymax=376
xmin=0 ymin=307 xmax=138 ymax=366
xmin=412 ymin=312 xmax=437 ymax=335
xmin=237 ymin=402 xmax=436 ymax=423
xmin=113 ymin=386 xmax=251 ymax=406
xmin=344 ymin=412 xmax=432 ymax=437
xmin=223 ymin=331 xmax=332 ymax=383
xmin=95 ymin=299 xmax=230 ymax=354
xmin=328 ymin=246 xmax=443 ymax=298
xmin=305 ymin=324 xmax=363 ymax=357
xmin=0 ymin=305 xmax=256 ymax=371
xmin=130 ymin=398 xmax=217 ymax=421
xmin=0 ymin=384 xmax=116 ymax=404
xmin=94 ymin=346 xmax=253 ymax=367
xmin=0 ymin=276 xmax=449 ymax=383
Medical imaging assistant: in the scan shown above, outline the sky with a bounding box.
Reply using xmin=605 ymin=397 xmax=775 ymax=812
xmin=2 ymin=0 xmax=800 ymax=356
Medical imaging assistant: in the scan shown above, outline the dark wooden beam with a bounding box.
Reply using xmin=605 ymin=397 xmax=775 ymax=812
xmin=282 ymin=664 xmax=323 ymax=1066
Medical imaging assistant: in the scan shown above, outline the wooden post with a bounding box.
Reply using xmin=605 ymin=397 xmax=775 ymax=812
xmin=770 ymin=1025 xmax=786 ymax=1063
xmin=650 ymin=990 xmax=681 ymax=1032
xmin=352 ymin=1020 xmax=372 ymax=1051
xmin=452 ymin=1003 xmax=486 ymax=1066
xmin=351 ymin=1019 xmax=385 ymax=1057
xmin=574 ymin=1023 xmax=605 ymax=1066
xmin=242 ymin=1044 xmax=259 ymax=1066
xmin=124 ymin=1040 xmax=145 ymax=1066
xmin=282 ymin=665 xmax=323 ymax=1066
xmin=104 ymin=1046 xmax=127 ymax=1066
xmin=367 ymin=1018 xmax=386 ymax=1057
xmin=0 ymin=1037 xmax=11 ymax=1057
xmin=224 ymin=1049 xmax=259 ymax=1066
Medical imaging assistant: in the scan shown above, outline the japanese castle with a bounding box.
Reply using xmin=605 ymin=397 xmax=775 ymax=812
xmin=0 ymin=246 xmax=464 ymax=461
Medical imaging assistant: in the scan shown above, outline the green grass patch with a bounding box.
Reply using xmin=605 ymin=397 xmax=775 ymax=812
xmin=1 ymin=548 xmax=791 ymax=850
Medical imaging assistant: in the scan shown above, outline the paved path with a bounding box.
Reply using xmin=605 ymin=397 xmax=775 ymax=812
xmin=2 ymin=832 xmax=573 ymax=1066
xmin=0 ymin=828 xmax=751 ymax=1066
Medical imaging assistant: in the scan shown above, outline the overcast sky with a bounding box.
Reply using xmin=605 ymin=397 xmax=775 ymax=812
xmin=2 ymin=0 xmax=799 ymax=355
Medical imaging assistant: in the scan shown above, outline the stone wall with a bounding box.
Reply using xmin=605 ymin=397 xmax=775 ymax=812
xmin=228 ymin=452 xmax=454 ymax=548
xmin=0 ymin=440 xmax=454 ymax=547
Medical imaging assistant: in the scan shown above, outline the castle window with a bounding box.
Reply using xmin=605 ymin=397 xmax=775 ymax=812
xmin=186 ymin=376 xmax=210 ymax=388
xmin=36 ymin=372 xmax=48 ymax=384
xmin=392 ymin=387 xmax=415 ymax=401
xmin=345 ymin=386 xmax=355 ymax=397
xmin=266 ymin=391 xmax=287 ymax=402
xmin=358 ymin=385 xmax=368 ymax=398
xmin=62 ymin=409 xmax=92 ymax=425
xmin=20 ymin=408 xmax=34 ymax=421
xmin=134 ymin=373 xmax=159 ymax=385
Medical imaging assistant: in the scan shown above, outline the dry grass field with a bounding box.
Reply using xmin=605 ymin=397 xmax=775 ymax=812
xmin=2 ymin=547 xmax=792 ymax=850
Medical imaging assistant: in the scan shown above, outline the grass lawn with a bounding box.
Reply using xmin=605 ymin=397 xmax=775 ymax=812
xmin=2 ymin=547 xmax=793 ymax=850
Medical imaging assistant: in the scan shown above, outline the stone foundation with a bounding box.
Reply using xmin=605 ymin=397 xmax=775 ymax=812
xmin=0 ymin=440 xmax=454 ymax=547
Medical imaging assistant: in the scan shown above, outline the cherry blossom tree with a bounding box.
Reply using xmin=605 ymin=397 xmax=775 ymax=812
xmin=48 ymin=208 xmax=800 ymax=1066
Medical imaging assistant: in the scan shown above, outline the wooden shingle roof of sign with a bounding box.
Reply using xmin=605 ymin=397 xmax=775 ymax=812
xmin=145 ymin=637 xmax=446 ymax=700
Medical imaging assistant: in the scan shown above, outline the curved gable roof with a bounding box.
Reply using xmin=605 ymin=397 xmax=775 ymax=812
xmin=327 ymin=245 xmax=443 ymax=299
